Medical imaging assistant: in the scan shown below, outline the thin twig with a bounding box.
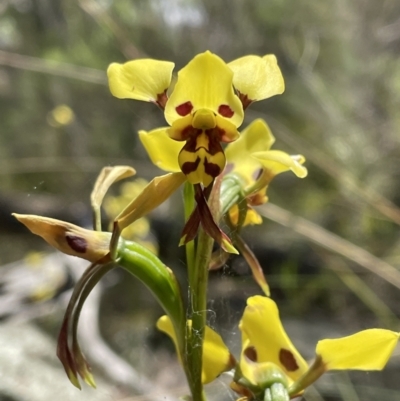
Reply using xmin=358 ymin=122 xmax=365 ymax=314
xmin=257 ymin=203 xmax=400 ymax=290
xmin=0 ymin=50 xmax=106 ymax=84
xmin=248 ymin=109 xmax=400 ymax=227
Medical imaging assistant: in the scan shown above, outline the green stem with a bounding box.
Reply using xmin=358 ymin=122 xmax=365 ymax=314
xmin=183 ymin=182 xmax=196 ymax=288
xmin=190 ymin=226 xmax=213 ymax=401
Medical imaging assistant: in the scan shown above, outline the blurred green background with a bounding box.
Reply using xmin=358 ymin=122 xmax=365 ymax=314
xmin=1 ymin=0 xmax=400 ymax=400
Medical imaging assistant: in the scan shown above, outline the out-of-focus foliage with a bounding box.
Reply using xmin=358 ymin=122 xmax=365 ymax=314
xmin=1 ymin=1 xmax=400 ymax=400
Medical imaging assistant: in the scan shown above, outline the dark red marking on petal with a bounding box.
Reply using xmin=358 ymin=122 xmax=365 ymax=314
xmin=66 ymin=235 xmax=87 ymax=253
xmin=176 ymin=101 xmax=193 ymax=116
xmin=178 ymin=126 xmax=201 ymax=141
xmin=244 ymin=346 xmax=258 ymax=362
xmin=181 ymin=156 xmax=201 ymax=175
xmin=207 ymin=127 xmax=229 ymax=143
xmin=206 ymin=134 xmax=224 ymax=155
xmin=182 ymin=131 xmax=203 ymax=151
xmin=156 ymin=90 xmax=168 ymax=110
xmin=204 ymin=158 xmax=222 ymax=178
xmin=237 ymin=91 xmax=253 ymax=110
xmin=279 ymin=348 xmax=299 ymax=372
xmin=218 ymin=104 xmax=234 ymax=118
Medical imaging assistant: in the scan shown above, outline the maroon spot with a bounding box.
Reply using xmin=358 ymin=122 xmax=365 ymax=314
xmin=238 ymin=91 xmax=253 ymax=110
xmin=156 ymin=90 xmax=168 ymax=109
xmin=208 ymin=135 xmax=224 ymax=156
xmin=66 ymin=235 xmax=87 ymax=253
xmin=176 ymin=101 xmax=193 ymax=116
xmin=204 ymin=158 xmax=222 ymax=178
xmin=244 ymin=346 xmax=258 ymax=362
xmin=180 ymin=126 xmax=201 ymax=142
xmin=181 ymin=157 xmax=201 ymax=175
xmin=218 ymin=104 xmax=234 ymax=118
xmin=279 ymin=349 xmax=299 ymax=372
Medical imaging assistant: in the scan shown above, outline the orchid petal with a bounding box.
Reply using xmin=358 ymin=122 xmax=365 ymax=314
xmin=179 ymin=132 xmax=226 ymax=187
xmin=240 ymin=349 xmax=289 ymax=391
xmin=228 ymin=55 xmax=284 ymax=107
xmin=240 ymin=296 xmax=309 ymax=384
xmin=13 ymin=214 xmax=111 ymax=262
xmin=115 ymin=172 xmax=186 ymax=231
xmin=252 ymin=151 xmax=307 ymax=178
xmin=229 ymin=204 xmax=263 ymax=226
xmin=91 ymin=166 xmax=136 ymax=211
xmin=91 ymin=166 xmax=136 ymax=231
xmin=225 ymin=119 xmax=275 ymax=184
xmin=316 ymin=329 xmax=400 ymax=371
xmin=107 ymin=59 xmax=174 ymax=103
xmin=157 ymin=315 xmax=234 ymax=384
xmin=165 ymin=51 xmax=243 ymax=128
xmin=138 ymin=128 xmax=182 ymax=172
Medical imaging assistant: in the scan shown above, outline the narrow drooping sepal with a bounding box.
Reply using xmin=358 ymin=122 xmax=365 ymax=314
xmin=234 ymin=235 xmax=270 ymax=296
xmin=57 ymin=261 xmax=113 ymax=389
xmin=180 ymin=185 xmax=238 ymax=254
xmin=57 ymin=318 xmax=81 ymax=389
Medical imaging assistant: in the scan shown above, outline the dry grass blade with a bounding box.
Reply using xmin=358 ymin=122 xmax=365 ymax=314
xmin=323 ymin=256 xmax=399 ymax=328
xmin=78 ymin=0 xmax=144 ymax=59
xmin=249 ymin=110 xmax=400 ymax=227
xmin=0 ymin=50 xmax=106 ymax=84
xmin=258 ymin=203 xmax=400 ymax=290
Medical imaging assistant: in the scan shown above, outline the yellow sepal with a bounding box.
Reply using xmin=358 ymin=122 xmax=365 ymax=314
xmin=107 ymin=59 xmax=174 ymax=102
xmin=138 ymin=128 xmax=182 ymax=172
xmin=253 ymin=151 xmax=307 ymax=178
xmin=225 ymin=119 xmax=275 ymax=185
xmin=316 ymin=329 xmax=400 ymax=371
xmin=228 ymin=55 xmax=285 ymax=103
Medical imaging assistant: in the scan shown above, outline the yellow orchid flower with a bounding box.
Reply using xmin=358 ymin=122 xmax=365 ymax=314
xmin=139 ymin=119 xmax=307 ymax=227
xmin=164 ymin=52 xmax=244 ymax=186
xmin=108 ymin=52 xmax=285 ymax=187
xmin=156 ymin=295 xmax=399 ymax=399
xmin=138 ymin=127 xmax=237 ymax=253
xmin=225 ymin=118 xmax=307 ymax=226
xmin=237 ymin=296 xmax=400 ymax=399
